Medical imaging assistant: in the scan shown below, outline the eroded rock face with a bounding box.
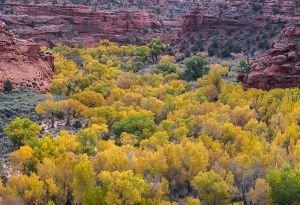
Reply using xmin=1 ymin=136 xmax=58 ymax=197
xmin=0 ymin=3 xmax=179 ymax=46
xmin=182 ymin=0 xmax=299 ymax=33
xmin=1 ymin=1 xmax=298 ymax=48
xmin=243 ymin=23 xmax=300 ymax=90
xmin=0 ymin=22 xmax=54 ymax=92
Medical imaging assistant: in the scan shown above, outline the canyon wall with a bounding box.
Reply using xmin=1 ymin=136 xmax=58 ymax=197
xmin=0 ymin=22 xmax=54 ymax=92
xmin=1 ymin=1 xmax=299 ymax=48
xmin=0 ymin=3 xmax=180 ymax=46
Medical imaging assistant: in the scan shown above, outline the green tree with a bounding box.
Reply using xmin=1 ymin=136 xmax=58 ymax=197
xmin=35 ymin=100 xmax=60 ymax=128
xmin=135 ymin=46 xmax=150 ymax=64
xmin=3 ymin=79 xmax=13 ymax=92
xmin=84 ymin=187 xmax=106 ymax=205
xmin=58 ymin=99 xmax=85 ymax=126
xmin=4 ymin=117 xmax=41 ymax=146
xmin=76 ymin=128 xmax=98 ymax=155
xmin=112 ymin=114 xmax=155 ymax=144
xmin=147 ymin=38 xmax=166 ymax=64
xmin=155 ymin=56 xmax=178 ymax=75
xmin=181 ymin=56 xmax=210 ymax=81
xmin=72 ymin=155 xmax=96 ymax=204
xmin=267 ymin=166 xmax=300 ymax=205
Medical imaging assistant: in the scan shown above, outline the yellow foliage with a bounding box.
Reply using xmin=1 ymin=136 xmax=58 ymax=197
xmin=6 ymin=41 xmax=300 ymax=205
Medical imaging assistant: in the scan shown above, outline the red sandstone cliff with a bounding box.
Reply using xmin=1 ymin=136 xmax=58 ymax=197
xmin=1 ymin=1 xmax=299 ymax=48
xmin=0 ymin=3 xmax=180 ymax=46
xmin=243 ymin=23 xmax=300 ymax=90
xmin=0 ymin=22 xmax=54 ymax=92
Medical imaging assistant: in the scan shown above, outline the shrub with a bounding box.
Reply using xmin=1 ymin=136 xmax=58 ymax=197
xmin=112 ymin=114 xmax=156 ymax=143
xmin=0 ymin=88 xmax=43 ymax=132
xmin=208 ymin=41 xmax=219 ymax=57
xmin=156 ymin=63 xmax=177 ymax=74
xmin=208 ymin=47 xmax=217 ymax=57
xmin=258 ymin=40 xmax=269 ymax=49
xmin=238 ymin=60 xmax=251 ymax=74
xmin=251 ymin=3 xmax=262 ymax=12
xmin=181 ymin=56 xmax=210 ymax=81
xmin=179 ymin=40 xmax=189 ymax=52
xmin=27 ymin=20 xmax=36 ymax=28
xmin=3 ymin=80 xmax=13 ymax=93
xmin=220 ymin=47 xmax=231 ymax=58
xmin=272 ymin=6 xmax=280 ymax=14
xmin=267 ymin=166 xmax=300 ymax=205
xmin=184 ymin=49 xmax=192 ymax=58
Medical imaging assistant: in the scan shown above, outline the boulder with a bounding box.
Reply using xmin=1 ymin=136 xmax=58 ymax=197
xmin=243 ymin=23 xmax=300 ymax=90
xmin=271 ymin=55 xmax=287 ymax=65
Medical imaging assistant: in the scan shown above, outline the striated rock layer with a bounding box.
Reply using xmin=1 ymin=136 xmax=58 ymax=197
xmin=0 ymin=3 xmax=179 ymax=46
xmin=0 ymin=22 xmax=54 ymax=92
xmin=243 ymin=23 xmax=300 ymax=90
xmin=0 ymin=1 xmax=299 ymax=48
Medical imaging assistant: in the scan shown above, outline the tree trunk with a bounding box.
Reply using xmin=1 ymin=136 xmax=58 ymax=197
xmin=242 ymin=188 xmax=248 ymax=205
xmin=65 ymin=114 xmax=71 ymax=126
xmin=51 ymin=115 xmax=55 ymax=128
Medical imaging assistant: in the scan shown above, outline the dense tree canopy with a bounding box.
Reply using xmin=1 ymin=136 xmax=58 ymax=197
xmin=2 ymin=40 xmax=300 ymax=205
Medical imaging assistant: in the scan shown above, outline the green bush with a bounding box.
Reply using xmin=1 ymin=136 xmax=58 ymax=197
xmin=251 ymin=3 xmax=262 ymax=12
xmin=208 ymin=41 xmax=219 ymax=57
xmin=3 ymin=79 xmax=13 ymax=93
xmin=272 ymin=6 xmax=280 ymax=14
xmin=156 ymin=63 xmax=177 ymax=74
xmin=181 ymin=56 xmax=210 ymax=81
xmin=220 ymin=47 xmax=231 ymax=58
xmin=208 ymin=47 xmax=217 ymax=57
xmin=238 ymin=60 xmax=251 ymax=74
xmin=267 ymin=166 xmax=300 ymax=205
xmin=76 ymin=128 xmax=98 ymax=155
xmin=258 ymin=39 xmax=270 ymax=49
xmin=184 ymin=49 xmax=192 ymax=58
xmin=112 ymin=114 xmax=156 ymax=143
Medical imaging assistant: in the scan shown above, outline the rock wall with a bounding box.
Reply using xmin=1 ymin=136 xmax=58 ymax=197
xmin=1 ymin=1 xmax=299 ymax=47
xmin=0 ymin=3 xmax=180 ymax=46
xmin=0 ymin=22 xmax=54 ymax=92
xmin=243 ymin=23 xmax=300 ymax=90
xmin=182 ymin=0 xmax=300 ymax=33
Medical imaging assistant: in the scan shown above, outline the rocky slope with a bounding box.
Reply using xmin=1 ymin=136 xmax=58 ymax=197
xmin=0 ymin=21 xmax=54 ymax=92
xmin=243 ymin=22 xmax=300 ymax=90
xmin=182 ymin=0 xmax=300 ymax=32
xmin=178 ymin=0 xmax=300 ymax=56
